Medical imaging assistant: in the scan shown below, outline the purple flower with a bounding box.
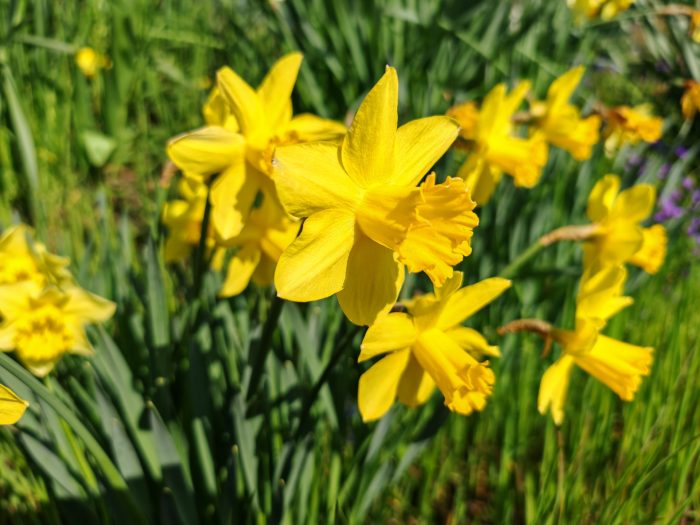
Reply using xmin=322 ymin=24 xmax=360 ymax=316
xmin=683 ymin=177 xmax=695 ymax=190
xmin=675 ymin=146 xmax=689 ymax=158
xmin=692 ymin=189 xmax=700 ymax=207
xmin=657 ymin=163 xmax=671 ymax=180
xmin=655 ymin=197 xmax=685 ymax=221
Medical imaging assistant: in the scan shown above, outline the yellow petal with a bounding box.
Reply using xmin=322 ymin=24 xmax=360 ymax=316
xmin=337 ymin=233 xmax=405 ymax=326
xmin=273 ymin=141 xmax=362 ymax=218
xmin=0 ymin=281 xmax=39 ymax=317
xmin=64 ymin=287 xmax=116 ymax=323
xmin=210 ymin=162 xmax=260 ymax=241
xmin=359 ymin=312 xmax=416 ymax=362
xmin=586 ymin=223 xmax=644 ymax=266
xmin=397 ymin=354 xmax=436 ymax=407
xmin=546 ymin=66 xmax=584 ymax=113
xmin=629 ymin=224 xmax=667 ymax=274
xmin=0 ymin=384 xmax=28 ymax=425
xmin=610 ymin=184 xmax=656 ymax=223
xmin=537 ymin=355 xmax=575 ymax=425
xmin=274 ymin=209 xmax=355 ymax=302
xmin=284 ymin=114 xmax=347 ymax=142
xmin=257 ymin=52 xmax=303 ymax=131
xmin=445 ymin=326 xmax=501 ymax=358
xmin=577 ymin=264 xmax=632 ymax=322
xmin=456 ymin=156 xmax=502 ymax=205
xmin=587 ymin=174 xmax=620 ymax=222
xmin=341 ymin=66 xmax=398 ymax=188
xmin=357 ymin=349 xmax=411 ymax=422
xmin=167 ymin=126 xmax=245 ymax=177
xmin=392 ymin=116 xmax=460 ymax=187
xmin=219 ymin=245 xmax=261 ymax=298
xmin=438 ymin=277 xmax=511 ymax=330
xmin=202 ymin=86 xmax=240 ymax=131
xmin=217 ymin=66 xmax=264 ymax=139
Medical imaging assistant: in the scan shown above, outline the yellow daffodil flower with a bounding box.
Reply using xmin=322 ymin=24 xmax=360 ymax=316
xmin=567 ymin=0 xmax=634 ymax=20
xmin=584 ymin=174 xmax=659 ymax=271
xmin=450 ymin=83 xmax=548 ymax=204
xmin=219 ymin=196 xmax=299 ymax=298
xmin=530 ymin=66 xmax=601 ymax=160
xmin=167 ymin=53 xmax=346 ymax=241
xmin=273 ymin=67 xmax=477 ymax=325
xmin=75 ymin=47 xmax=111 ymax=78
xmin=537 ymin=265 xmax=652 ymax=424
xmin=0 ymin=384 xmax=28 ymax=425
xmin=603 ymin=105 xmax=662 ymax=155
xmin=357 ymin=272 xmax=511 ymax=421
xmin=0 ymin=281 xmax=116 ymax=377
xmin=161 ymin=179 xmax=225 ymax=269
xmin=0 ymin=225 xmax=71 ymax=287
xmin=681 ymin=80 xmax=700 ymax=120
xmin=629 ymin=224 xmax=667 ymax=274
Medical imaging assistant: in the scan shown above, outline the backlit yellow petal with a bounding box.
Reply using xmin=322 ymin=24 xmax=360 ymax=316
xmin=537 ymin=355 xmax=575 ymax=425
xmin=219 ymin=245 xmax=261 ymax=298
xmin=445 ymin=326 xmax=501 ymax=358
xmin=275 ymin=209 xmax=355 ymax=302
xmin=610 ymin=184 xmax=655 ymax=223
xmin=359 ymin=312 xmax=416 ymax=363
xmin=438 ymin=277 xmax=511 ymax=330
xmin=283 ymin=114 xmax=347 ymax=142
xmin=341 ymin=66 xmax=398 ymax=187
xmin=257 ymin=52 xmax=303 ymax=131
xmin=217 ymin=66 xmax=264 ymax=139
xmin=577 ymin=264 xmax=633 ymax=323
xmin=0 ymin=385 xmax=28 ymax=425
xmin=167 ymin=126 xmax=245 ymax=178
xmin=358 ymin=349 xmax=411 ymax=422
xmin=587 ymin=174 xmax=620 ymax=222
xmin=64 ymin=287 xmax=116 ymax=323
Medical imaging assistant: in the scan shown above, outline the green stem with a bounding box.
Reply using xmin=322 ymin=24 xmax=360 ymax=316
xmin=498 ymin=240 xmax=544 ymax=279
xmin=245 ymin=294 xmax=285 ymax=399
xmin=192 ymin=185 xmax=213 ymax=295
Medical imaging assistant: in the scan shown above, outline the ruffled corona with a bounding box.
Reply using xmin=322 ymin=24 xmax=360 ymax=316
xmin=629 ymin=224 xmax=667 ymax=274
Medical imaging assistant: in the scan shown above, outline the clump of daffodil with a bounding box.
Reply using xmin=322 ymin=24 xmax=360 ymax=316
xmin=501 ymin=264 xmax=652 ymax=425
xmin=75 ymin=47 xmax=111 ymax=78
xmin=161 ymin=178 xmax=225 ymax=270
xmin=448 ymin=82 xmax=548 ymax=204
xmin=273 ymin=67 xmax=478 ymax=325
xmin=603 ymin=105 xmax=663 ymax=155
xmin=358 ymin=272 xmax=511 ymax=421
xmin=0 ymin=225 xmax=71 ymax=287
xmin=0 ymin=281 xmax=116 ymax=376
xmin=0 ymin=384 xmax=27 ymax=425
xmin=219 ymin=195 xmax=299 ymax=298
xmin=681 ymin=80 xmax=700 ymax=120
xmin=529 ymin=66 xmax=601 ymax=161
xmin=567 ymin=0 xmax=635 ymax=21
xmin=167 ymin=53 xmax=346 ymax=241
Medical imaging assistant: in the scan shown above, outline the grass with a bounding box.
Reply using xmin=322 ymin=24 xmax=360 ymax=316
xmin=0 ymin=0 xmax=699 ymax=523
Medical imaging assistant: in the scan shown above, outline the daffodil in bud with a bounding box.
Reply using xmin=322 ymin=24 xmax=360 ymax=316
xmin=0 ymin=225 xmax=71 ymax=287
xmin=0 ymin=281 xmax=116 ymax=377
xmin=0 ymin=384 xmax=28 ymax=425
xmin=603 ymin=105 xmax=662 ymax=155
xmin=357 ymin=272 xmax=511 ymax=422
xmin=536 ymin=265 xmax=652 ymax=425
xmin=161 ymin=179 xmax=225 ymax=269
xmin=451 ymin=83 xmax=548 ymax=204
xmin=273 ymin=67 xmax=478 ymax=325
xmin=219 ymin=195 xmax=299 ymax=298
xmin=584 ymin=174 xmax=661 ymax=272
xmin=530 ymin=66 xmax=601 ymax=160
xmin=681 ymin=80 xmax=700 ymax=120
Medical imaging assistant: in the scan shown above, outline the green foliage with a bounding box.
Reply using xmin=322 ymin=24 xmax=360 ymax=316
xmin=0 ymin=0 xmax=698 ymax=523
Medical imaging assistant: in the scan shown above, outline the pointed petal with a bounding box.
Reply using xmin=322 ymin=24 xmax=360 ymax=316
xmin=257 ymin=52 xmax=303 ymax=131
xmin=611 ymin=184 xmax=656 ymax=223
xmin=337 ymin=233 xmax=405 ymax=326
xmin=210 ymin=161 xmax=260 ymax=241
xmin=358 ymin=349 xmax=411 ymax=422
xmin=283 ymin=114 xmax=346 ymax=142
xmin=397 ymin=354 xmax=436 ymax=407
xmin=0 ymin=281 xmax=38 ymax=318
xmin=438 ymin=277 xmax=512 ymax=329
xmin=0 ymin=384 xmax=28 ymax=425
xmin=219 ymin=245 xmax=261 ymax=298
xmin=274 ymin=209 xmax=355 ymax=302
xmin=392 ymin=116 xmax=460 ymax=187
xmin=445 ymin=326 xmax=500 ymax=358
xmin=359 ymin=312 xmax=416 ymax=362
xmin=538 ymin=355 xmax=575 ymax=425
xmin=273 ymin=142 xmax=362 ymax=217
xmin=341 ymin=67 xmax=398 ymax=188
xmin=217 ymin=66 xmax=264 ymax=138
xmin=167 ymin=126 xmax=244 ymax=177
xmin=587 ymin=174 xmax=620 ymax=222
xmin=64 ymin=287 xmax=116 ymax=323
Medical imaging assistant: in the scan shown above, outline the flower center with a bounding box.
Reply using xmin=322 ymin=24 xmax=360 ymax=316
xmin=13 ymin=305 xmax=74 ymax=365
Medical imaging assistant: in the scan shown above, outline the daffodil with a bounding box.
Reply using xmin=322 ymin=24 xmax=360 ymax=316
xmin=75 ymin=47 xmax=111 ymax=78
xmin=161 ymin=178 xmax=225 ymax=269
xmin=681 ymin=80 xmax=700 ymax=120
xmin=0 ymin=384 xmax=27 ymax=425
xmin=567 ymin=0 xmax=635 ymax=20
xmin=219 ymin=196 xmax=299 ymax=298
xmin=273 ymin=67 xmax=477 ymax=325
xmin=530 ymin=66 xmax=601 ymax=160
xmin=357 ymin=272 xmax=511 ymax=421
xmin=629 ymin=224 xmax=666 ymax=274
xmin=0 ymin=281 xmax=116 ymax=376
xmin=0 ymin=225 xmax=71 ymax=287
xmin=451 ymin=83 xmax=548 ymax=204
xmin=603 ymin=105 xmax=662 ymax=155
xmin=584 ymin=174 xmax=659 ymax=271
xmin=536 ymin=265 xmax=652 ymax=424
xmin=167 ymin=53 xmax=346 ymax=240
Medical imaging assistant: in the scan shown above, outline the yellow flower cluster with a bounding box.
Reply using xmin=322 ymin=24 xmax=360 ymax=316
xmin=0 ymin=225 xmax=115 ymax=376
xmin=603 ymin=105 xmax=663 ymax=155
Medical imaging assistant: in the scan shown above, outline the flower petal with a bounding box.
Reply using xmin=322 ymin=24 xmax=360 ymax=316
xmin=396 ymin=354 xmax=436 ymax=407
xmin=337 ymin=233 xmax=405 ymax=326
xmin=283 ymin=114 xmax=347 ymax=142
xmin=341 ymin=67 xmax=397 ymax=188
xmin=445 ymin=326 xmax=500 ymax=358
xmin=273 ymin=141 xmax=362 ymax=218
xmin=219 ymin=245 xmax=261 ymax=298
xmin=0 ymin=384 xmax=28 ymax=425
xmin=217 ymin=66 xmax=264 ymax=138
xmin=437 ymin=277 xmax=512 ymax=330
xmin=537 ymin=355 xmax=575 ymax=425
xmin=257 ymin=52 xmax=303 ymax=131
xmin=359 ymin=312 xmax=416 ymax=362
xmin=210 ymin=162 xmax=260 ymax=241
xmin=358 ymin=349 xmax=411 ymax=422
xmin=392 ymin=116 xmax=460 ymax=187
xmin=64 ymin=287 xmax=116 ymax=323
xmin=587 ymin=174 xmax=620 ymax=222
xmin=167 ymin=126 xmax=244 ymax=177
xmin=611 ymin=184 xmax=656 ymax=223
xmin=275 ymin=209 xmax=355 ymax=302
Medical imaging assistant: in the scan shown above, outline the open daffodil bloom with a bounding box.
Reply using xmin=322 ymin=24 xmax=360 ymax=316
xmin=0 ymin=384 xmax=28 ymax=425
xmin=357 ymin=272 xmax=510 ymax=421
xmin=273 ymin=67 xmax=477 ymax=325
xmin=0 ymin=225 xmax=71 ymax=287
